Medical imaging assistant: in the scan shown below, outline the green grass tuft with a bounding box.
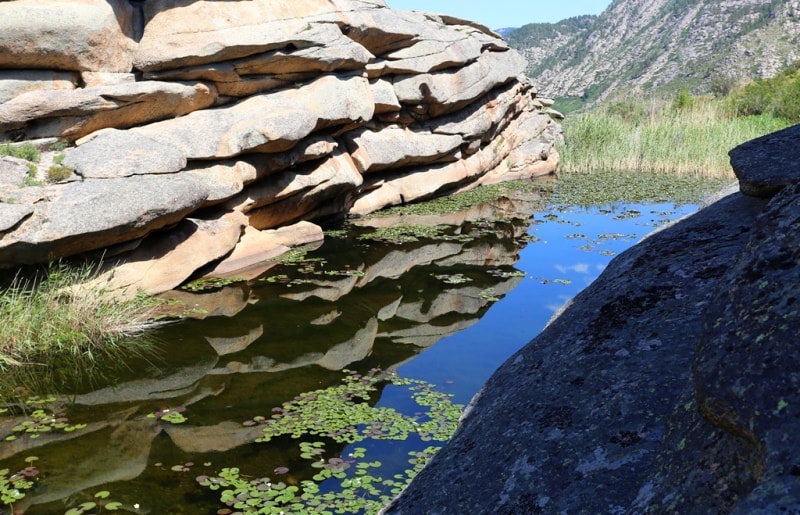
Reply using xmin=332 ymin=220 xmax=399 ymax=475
xmin=0 ymin=142 xmax=40 ymax=163
xmin=0 ymin=262 xmax=160 ymax=371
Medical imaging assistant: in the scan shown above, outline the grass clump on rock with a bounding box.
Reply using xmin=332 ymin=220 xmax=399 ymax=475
xmin=0 ymin=142 xmax=40 ymax=163
xmin=0 ymin=262 xmax=159 ymax=371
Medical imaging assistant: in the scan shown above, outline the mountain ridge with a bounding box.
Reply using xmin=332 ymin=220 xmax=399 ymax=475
xmin=506 ymin=0 xmax=800 ymax=107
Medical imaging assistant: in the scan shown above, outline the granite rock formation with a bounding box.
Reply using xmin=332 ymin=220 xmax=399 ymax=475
xmin=0 ymin=0 xmax=561 ymax=295
xmin=385 ymin=124 xmax=800 ymax=514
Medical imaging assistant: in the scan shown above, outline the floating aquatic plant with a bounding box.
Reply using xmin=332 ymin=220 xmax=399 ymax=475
xmin=2 ymin=395 xmax=87 ymax=441
xmin=357 ymin=224 xmax=445 ymax=244
xmin=0 ymin=457 xmax=39 ymax=510
xmin=147 ymin=407 xmax=187 ymax=424
xmin=531 ymin=276 xmax=573 ymax=285
xmin=181 ymin=277 xmax=244 ymax=292
xmin=197 ymin=370 xmax=462 ymax=513
xmin=197 ymin=444 xmax=442 ymax=514
xmin=64 ymin=490 xmax=123 ymax=514
xmin=433 ymin=273 xmax=472 ymax=285
xmin=487 ymin=269 xmax=526 ymax=279
xmin=479 ymin=288 xmax=500 ymax=302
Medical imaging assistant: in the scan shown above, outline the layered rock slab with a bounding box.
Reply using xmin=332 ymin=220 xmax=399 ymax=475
xmin=0 ymin=0 xmax=137 ymax=73
xmin=0 ymin=81 xmax=217 ymax=142
xmin=133 ymin=74 xmax=373 ymax=159
xmin=0 ymin=175 xmax=208 ymax=266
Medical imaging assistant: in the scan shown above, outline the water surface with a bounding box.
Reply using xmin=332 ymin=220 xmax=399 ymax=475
xmin=0 ymin=190 xmax=701 ymax=514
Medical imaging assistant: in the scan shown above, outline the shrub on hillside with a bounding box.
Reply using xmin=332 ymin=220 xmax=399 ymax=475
xmin=726 ymin=61 xmax=800 ymax=122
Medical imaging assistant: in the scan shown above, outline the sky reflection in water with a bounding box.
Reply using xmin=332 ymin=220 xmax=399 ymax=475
xmin=398 ymin=201 xmax=701 ymax=405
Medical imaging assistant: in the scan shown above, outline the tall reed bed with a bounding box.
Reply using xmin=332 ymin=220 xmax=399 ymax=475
xmin=0 ymin=262 xmax=159 ymax=371
xmin=558 ymin=95 xmax=791 ymax=178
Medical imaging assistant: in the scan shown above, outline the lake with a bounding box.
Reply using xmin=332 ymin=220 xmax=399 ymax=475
xmin=0 ymin=186 xmax=701 ymax=514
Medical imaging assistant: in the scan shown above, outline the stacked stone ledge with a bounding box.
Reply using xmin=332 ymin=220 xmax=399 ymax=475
xmin=0 ymin=0 xmax=561 ymax=296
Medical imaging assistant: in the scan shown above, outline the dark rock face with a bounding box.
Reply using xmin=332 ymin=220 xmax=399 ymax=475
xmin=730 ymin=123 xmax=800 ymax=197
xmin=385 ymin=125 xmax=800 ymax=514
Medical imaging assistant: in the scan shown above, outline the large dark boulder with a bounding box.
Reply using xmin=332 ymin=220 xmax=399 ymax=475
xmin=385 ymin=125 xmax=800 ymax=514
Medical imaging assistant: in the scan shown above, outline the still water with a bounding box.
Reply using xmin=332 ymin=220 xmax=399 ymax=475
xmin=0 ymin=189 xmax=701 ymax=514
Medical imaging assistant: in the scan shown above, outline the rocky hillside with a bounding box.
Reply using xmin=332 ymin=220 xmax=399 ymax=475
xmin=0 ymin=0 xmax=561 ymax=296
xmin=507 ymin=0 xmax=800 ymax=105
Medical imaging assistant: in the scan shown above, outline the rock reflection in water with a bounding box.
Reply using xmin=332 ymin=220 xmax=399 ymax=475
xmin=0 ymin=190 xmax=545 ymax=513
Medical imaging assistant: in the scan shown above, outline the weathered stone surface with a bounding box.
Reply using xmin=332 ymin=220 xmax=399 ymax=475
xmin=370 ymin=78 xmax=402 ymax=113
xmin=134 ymin=75 xmax=373 ymax=159
xmin=393 ymin=50 xmax=528 ymax=117
xmin=729 ymin=123 xmax=800 ymax=197
xmin=0 ymin=175 xmax=209 ymax=266
xmin=0 ymin=156 xmax=30 ymax=189
xmin=366 ymin=30 xmax=483 ymax=77
xmin=142 ymin=62 xmax=294 ymax=98
xmin=0 ymin=0 xmax=137 ymax=73
xmin=134 ymin=0 xmax=380 ymax=72
xmin=691 ymin=181 xmax=800 ymax=512
xmin=180 ymin=140 xmax=342 ymax=208
xmin=386 ymin=188 xmax=770 ymax=514
xmin=64 ymin=130 xmax=187 ymax=178
xmin=227 ymin=149 xmax=360 ymax=215
xmin=0 ymin=81 xmax=217 ymax=141
xmin=0 ymin=203 xmax=34 ymax=233
xmin=324 ymin=5 xmax=427 ymax=57
xmin=87 ymin=211 xmax=247 ymax=297
xmin=206 ymin=221 xmax=324 ymax=278
xmin=246 ymin=150 xmax=363 ymax=229
xmin=80 ymin=72 xmax=136 ymax=88
xmin=345 ymin=126 xmax=463 ymax=173
xmin=182 ymin=160 xmax=251 ymax=206
xmin=387 ymin=124 xmax=800 ymax=513
xmin=474 ymin=121 xmax=561 ymax=187
xmin=350 ymin=107 xmax=553 ymax=215
xmin=429 ymin=81 xmax=529 ymax=141
xmin=142 ymin=23 xmax=372 ymax=96
xmin=437 ymin=14 xmax=506 ymax=44
xmin=0 ymin=70 xmax=77 ymax=104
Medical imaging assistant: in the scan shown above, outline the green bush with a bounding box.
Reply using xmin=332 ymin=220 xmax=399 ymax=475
xmin=726 ymin=61 xmax=800 ymax=122
xmin=47 ymin=164 xmax=73 ymax=182
xmin=0 ymin=142 xmax=40 ymax=163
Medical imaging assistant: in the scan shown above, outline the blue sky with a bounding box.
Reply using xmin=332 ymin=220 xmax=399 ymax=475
xmin=387 ymin=0 xmax=612 ymax=29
